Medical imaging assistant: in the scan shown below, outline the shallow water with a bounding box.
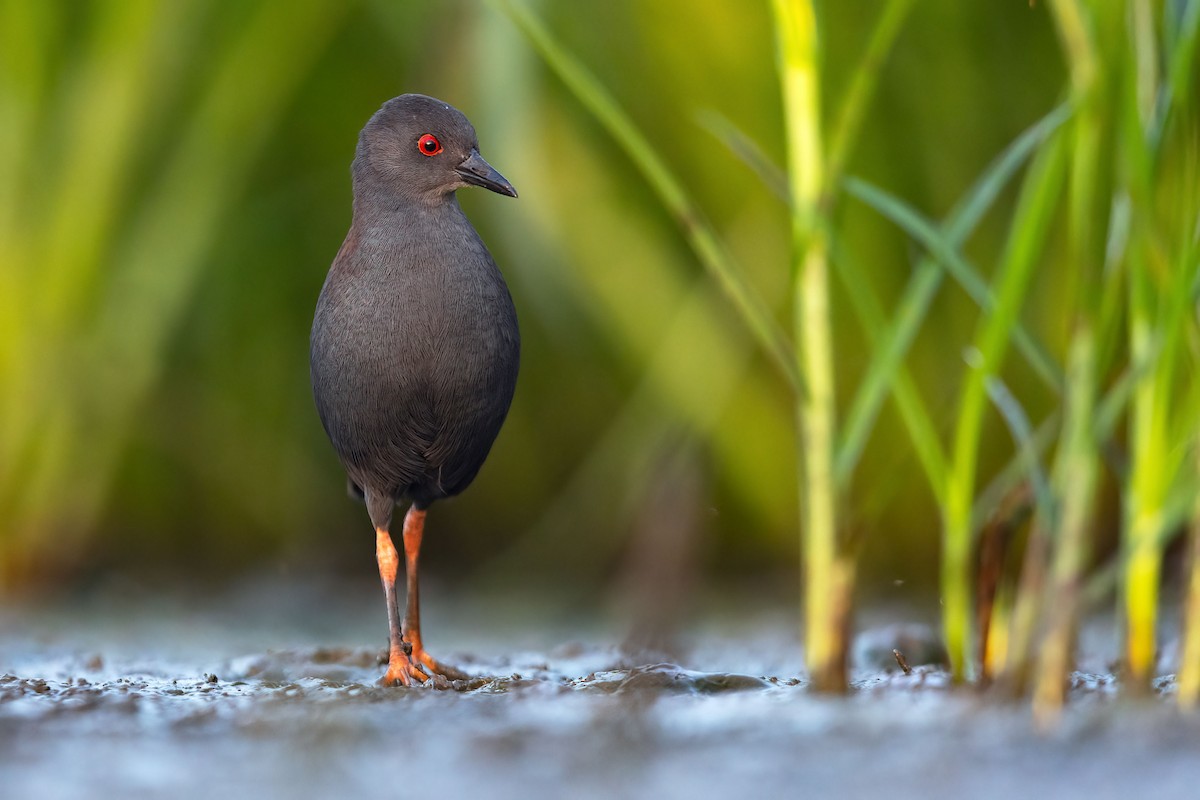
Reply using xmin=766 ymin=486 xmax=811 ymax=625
xmin=2 ymin=577 xmax=1198 ymax=800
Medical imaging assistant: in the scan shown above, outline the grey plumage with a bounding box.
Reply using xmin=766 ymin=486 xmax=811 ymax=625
xmin=310 ymin=94 xmax=520 ymax=530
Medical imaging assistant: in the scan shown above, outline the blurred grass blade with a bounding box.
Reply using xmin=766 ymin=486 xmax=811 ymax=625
xmin=1180 ymin=421 xmax=1200 ymax=707
xmin=490 ymin=0 xmax=801 ymax=395
xmin=1164 ymin=0 xmax=1200 ymax=118
xmin=975 ymin=410 xmax=1059 ymax=528
xmin=985 ymin=376 xmax=1054 ymax=523
xmin=836 ymin=104 xmax=1070 ymax=485
xmin=1 ymin=0 xmax=347 ymax=584
xmin=825 ymin=0 xmax=916 ymax=185
xmin=697 ymin=110 xmax=790 ymax=202
xmin=941 ymin=131 xmax=1068 ymax=680
xmin=704 ymin=103 xmax=1073 ymax=503
xmin=1116 ymin=0 xmax=1200 ymax=691
xmin=479 ymin=271 xmax=765 ymax=592
xmin=943 ymin=104 xmax=1073 ymax=241
xmin=39 ymin=0 xmax=189 ymax=327
xmin=772 ymin=0 xmax=847 ymax=692
xmin=845 ymin=177 xmax=1063 ymax=395
xmin=1024 ymin=0 xmax=1106 ymax=717
xmin=975 ymin=363 xmax=1056 ymax=697
xmin=834 ymin=247 xmax=947 ymax=496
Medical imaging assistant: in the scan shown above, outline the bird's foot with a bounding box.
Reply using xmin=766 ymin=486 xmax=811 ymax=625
xmin=408 ymin=640 xmax=470 ymax=682
xmin=378 ymin=645 xmax=428 ymax=687
xmin=378 ymin=647 xmax=468 ymax=688
xmin=378 ymin=639 xmax=469 ymax=687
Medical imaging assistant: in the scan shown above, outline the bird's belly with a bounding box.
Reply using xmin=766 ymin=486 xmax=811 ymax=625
xmin=311 ymin=284 xmax=519 ymax=504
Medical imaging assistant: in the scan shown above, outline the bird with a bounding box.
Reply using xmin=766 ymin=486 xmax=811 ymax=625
xmin=310 ymin=94 xmax=519 ymax=687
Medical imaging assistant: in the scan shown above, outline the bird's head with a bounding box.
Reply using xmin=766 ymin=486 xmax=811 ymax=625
xmin=353 ymin=93 xmax=517 ymax=205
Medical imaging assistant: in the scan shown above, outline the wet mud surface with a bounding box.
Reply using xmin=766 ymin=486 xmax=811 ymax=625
xmin=3 ymin=581 xmax=1199 ymax=799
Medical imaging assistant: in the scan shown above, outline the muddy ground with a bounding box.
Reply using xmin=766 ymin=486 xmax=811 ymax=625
xmin=2 ymin=575 xmax=1199 ymax=799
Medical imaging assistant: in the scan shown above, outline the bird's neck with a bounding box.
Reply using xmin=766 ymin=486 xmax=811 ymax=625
xmin=351 ymin=183 xmax=464 ymax=228
xmin=343 ymin=190 xmax=476 ymax=275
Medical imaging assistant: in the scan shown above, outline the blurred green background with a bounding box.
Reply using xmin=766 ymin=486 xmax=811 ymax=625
xmin=0 ymin=0 xmax=1071 ymax=600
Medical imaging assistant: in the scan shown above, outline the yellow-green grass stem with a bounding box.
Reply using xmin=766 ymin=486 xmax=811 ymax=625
xmin=1124 ymin=281 xmax=1168 ymax=688
xmin=941 ymin=133 xmax=1068 ymax=681
xmin=772 ymin=0 xmax=846 ymax=691
xmin=1029 ymin=0 xmax=1103 ymax=714
xmin=1032 ymin=326 xmax=1098 ymax=726
xmin=1178 ymin=442 xmax=1200 ymax=707
xmin=1117 ymin=0 xmax=1200 ymax=696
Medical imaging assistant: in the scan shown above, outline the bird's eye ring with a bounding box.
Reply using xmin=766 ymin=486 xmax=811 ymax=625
xmin=417 ymin=133 xmax=442 ymax=156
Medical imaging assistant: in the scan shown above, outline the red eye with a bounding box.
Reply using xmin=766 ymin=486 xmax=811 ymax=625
xmin=417 ymin=133 xmax=442 ymax=156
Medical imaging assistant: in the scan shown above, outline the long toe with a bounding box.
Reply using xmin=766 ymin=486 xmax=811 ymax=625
xmin=410 ymin=645 xmax=470 ymax=681
xmin=379 ymin=651 xmax=421 ymax=687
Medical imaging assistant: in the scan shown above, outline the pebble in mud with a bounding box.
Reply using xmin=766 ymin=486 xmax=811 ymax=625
xmin=852 ymin=624 xmax=949 ymax=673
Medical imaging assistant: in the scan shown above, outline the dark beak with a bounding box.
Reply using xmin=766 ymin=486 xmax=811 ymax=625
xmin=455 ymin=149 xmax=518 ymax=198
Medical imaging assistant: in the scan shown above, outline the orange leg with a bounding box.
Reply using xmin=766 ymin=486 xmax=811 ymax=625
xmin=401 ymin=507 xmax=466 ymax=680
xmin=376 ymin=527 xmax=421 ymax=686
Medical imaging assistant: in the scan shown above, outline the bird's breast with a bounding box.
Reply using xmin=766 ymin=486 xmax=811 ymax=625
xmin=310 ymin=211 xmax=520 ymax=492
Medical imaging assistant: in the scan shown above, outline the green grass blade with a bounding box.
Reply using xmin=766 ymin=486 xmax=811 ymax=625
xmin=4 ymin=0 xmax=347 ymax=575
xmin=943 ymin=104 xmax=1073 ymax=241
xmin=491 ymin=0 xmax=801 ymax=395
xmin=772 ymin=0 xmax=847 ymax=692
xmin=985 ymin=375 xmax=1055 ymax=524
xmin=845 ymin=177 xmax=1064 ymax=394
xmin=708 ymin=101 xmax=1073 ymax=503
xmin=1032 ymin=326 xmax=1099 ymax=724
xmin=835 ymin=104 xmax=1070 ymax=484
xmin=1164 ymin=0 xmax=1200 ymax=115
xmin=696 ymin=110 xmax=790 ymax=203
xmin=974 ymin=410 xmax=1060 ymax=527
xmin=825 ymin=0 xmax=916 ymax=185
xmin=942 ymin=132 xmax=1069 ymax=680
xmin=1179 ymin=443 xmax=1200 ymax=707
xmin=835 ymin=252 xmax=945 ymax=491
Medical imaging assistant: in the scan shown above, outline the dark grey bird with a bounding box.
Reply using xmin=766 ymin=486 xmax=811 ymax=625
xmin=310 ymin=94 xmax=519 ymax=686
